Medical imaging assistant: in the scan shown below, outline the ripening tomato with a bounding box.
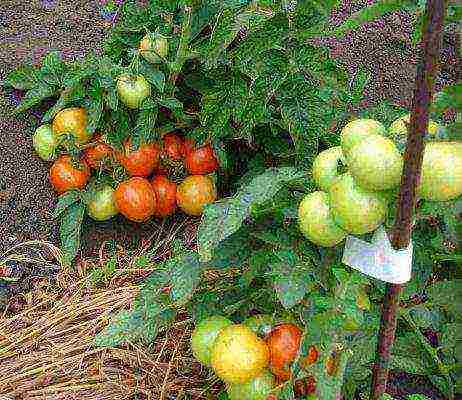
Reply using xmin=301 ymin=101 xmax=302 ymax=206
xmin=162 ymin=133 xmax=185 ymax=161
xmin=83 ymin=136 xmax=113 ymax=169
xmin=176 ymin=175 xmax=217 ymax=216
xmin=87 ymin=185 xmax=118 ymax=221
xmin=139 ymin=33 xmax=168 ymax=64
xmin=117 ymin=140 xmax=161 ymax=177
xmin=114 ymin=177 xmax=157 ymax=222
xmin=300 ymin=346 xmax=319 ymax=369
xmin=266 ymin=323 xmax=302 ymax=381
xmin=49 ymin=156 xmax=90 ymax=193
xmin=116 ymin=74 xmax=151 ymax=109
xmin=184 ymin=140 xmax=219 ymax=175
xmin=52 ymin=107 xmax=92 ymax=144
xmin=151 ymin=175 xmax=177 ymax=217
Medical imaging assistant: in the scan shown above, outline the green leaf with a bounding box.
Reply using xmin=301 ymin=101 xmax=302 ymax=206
xmin=14 ymin=83 xmax=55 ymax=113
xmin=324 ymin=0 xmax=415 ymax=37
xmin=133 ymin=105 xmax=159 ymax=146
xmin=140 ymin=62 xmax=165 ymax=93
xmin=197 ymin=167 xmax=305 ymax=262
xmin=426 ymin=279 xmax=462 ymax=319
xmin=169 ymin=251 xmax=204 ymax=304
xmin=272 ymin=259 xmax=313 ymax=308
xmin=156 ymin=97 xmax=183 ymax=110
xmin=59 ymin=202 xmax=85 ymax=265
xmin=41 ymin=83 xmax=86 ymax=123
xmin=40 ymin=51 xmax=66 ymax=86
xmin=53 ymin=191 xmax=81 ymax=219
xmin=4 ymin=65 xmax=40 ymax=90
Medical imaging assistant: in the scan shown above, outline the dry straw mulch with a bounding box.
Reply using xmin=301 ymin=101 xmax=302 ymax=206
xmin=0 ymin=234 xmax=215 ymax=400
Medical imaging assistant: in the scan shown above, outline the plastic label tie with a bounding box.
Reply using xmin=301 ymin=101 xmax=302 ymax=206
xmin=342 ymin=225 xmax=412 ymax=284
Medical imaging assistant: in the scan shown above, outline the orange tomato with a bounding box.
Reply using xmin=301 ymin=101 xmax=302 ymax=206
xmin=114 ymin=177 xmax=157 ymax=222
xmin=151 ymin=175 xmax=177 ymax=217
xmin=52 ymin=107 xmax=92 ymax=144
xmin=117 ymin=140 xmax=161 ymax=177
xmin=300 ymin=346 xmax=319 ymax=368
xmin=49 ymin=156 xmax=90 ymax=193
xmin=176 ymin=175 xmax=217 ymax=216
xmin=162 ymin=133 xmax=185 ymax=161
xmin=83 ymin=136 xmax=113 ymax=169
xmin=266 ymin=323 xmax=302 ymax=381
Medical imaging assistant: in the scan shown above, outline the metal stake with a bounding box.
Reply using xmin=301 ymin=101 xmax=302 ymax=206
xmin=370 ymin=1 xmax=447 ymax=399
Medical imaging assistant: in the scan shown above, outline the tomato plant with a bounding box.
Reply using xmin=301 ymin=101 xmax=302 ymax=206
xmin=49 ymin=156 xmax=90 ymax=193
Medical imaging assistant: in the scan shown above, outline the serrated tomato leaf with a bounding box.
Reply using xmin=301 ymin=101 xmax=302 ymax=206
xmin=4 ymin=65 xmax=40 ymax=90
xmin=169 ymin=251 xmax=205 ymax=304
xmin=53 ymin=191 xmax=81 ymax=219
xmin=59 ymin=202 xmax=86 ymax=265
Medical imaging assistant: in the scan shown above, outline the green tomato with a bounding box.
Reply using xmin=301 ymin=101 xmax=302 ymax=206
xmin=346 ymin=134 xmax=403 ymax=191
xmin=116 ymin=74 xmax=151 ymax=109
xmin=227 ymin=370 xmax=276 ymax=400
xmin=419 ymin=142 xmax=462 ymax=201
xmin=191 ymin=316 xmax=233 ymax=366
xmin=312 ymin=146 xmax=345 ymax=192
xmin=243 ymin=314 xmax=275 ymax=338
xmin=139 ymin=33 xmax=168 ymax=64
xmin=87 ymin=185 xmax=119 ymax=221
xmin=329 ymin=173 xmax=388 ymax=235
xmin=298 ymin=191 xmax=347 ymax=247
xmin=33 ymin=124 xmax=57 ymax=161
xmin=340 ymin=118 xmax=386 ymax=157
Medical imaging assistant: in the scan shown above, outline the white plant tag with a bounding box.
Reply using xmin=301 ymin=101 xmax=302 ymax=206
xmin=342 ymin=226 xmax=413 ymax=284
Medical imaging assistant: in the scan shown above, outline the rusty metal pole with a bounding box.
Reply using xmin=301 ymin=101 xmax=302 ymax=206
xmin=370 ymin=1 xmax=447 ymax=399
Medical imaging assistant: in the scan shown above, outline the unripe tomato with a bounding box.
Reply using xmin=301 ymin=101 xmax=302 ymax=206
xmin=33 ymin=124 xmax=57 ymax=161
xmin=191 ymin=316 xmax=233 ymax=366
xmin=176 ymin=175 xmax=217 ymax=216
xmin=211 ymin=324 xmax=270 ymax=384
xmin=312 ymin=146 xmax=344 ymax=192
xmin=266 ymin=323 xmax=302 ymax=381
xmin=243 ymin=314 xmax=276 ymax=338
xmin=114 ymin=177 xmax=157 ymax=222
xmin=162 ymin=133 xmax=185 ymax=161
xmin=49 ymin=156 xmax=90 ymax=193
xmin=117 ymin=140 xmax=161 ymax=177
xmin=340 ymin=118 xmax=386 ymax=157
xmin=151 ymin=175 xmax=177 ymax=217
xmin=52 ymin=107 xmax=92 ymax=144
xmin=83 ymin=136 xmax=113 ymax=169
xmin=227 ymin=369 xmax=276 ymax=400
xmin=87 ymin=185 xmax=118 ymax=221
xmin=184 ymin=140 xmax=219 ymax=175
xmin=116 ymin=74 xmax=151 ymax=109
xmin=139 ymin=33 xmax=168 ymax=64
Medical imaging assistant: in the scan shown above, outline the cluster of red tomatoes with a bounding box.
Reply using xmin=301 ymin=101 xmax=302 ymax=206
xmin=34 ymin=107 xmax=220 ymax=222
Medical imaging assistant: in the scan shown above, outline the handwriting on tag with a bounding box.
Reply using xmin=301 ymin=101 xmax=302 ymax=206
xmin=342 ymin=226 xmax=412 ymax=284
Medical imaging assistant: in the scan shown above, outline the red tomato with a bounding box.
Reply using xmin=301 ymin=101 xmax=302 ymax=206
xmin=266 ymin=323 xmax=302 ymax=381
xmin=176 ymin=175 xmax=217 ymax=216
xmin=151 ymin=175 xmax=177 ymax=217
xmin=162 ymin=133 xmax=185 ymax=161
xmin=184 ymin=140 xmax=219 ymax=175
xmin=117 ymin=140 xmax=161 ymax=177
xmin=83 ymin=136 xmax=113 ymax=169
xmin=294 ymin=376 xmax=316 ymax=397
xmin=49 ymin=156 xmax=90 ymax=193
xmin=114 ymin=177 xmax=157 ymax=222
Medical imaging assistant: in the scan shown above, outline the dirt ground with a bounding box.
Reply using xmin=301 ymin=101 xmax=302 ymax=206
xmin=0 ymin=1 xmax=460 ymax=259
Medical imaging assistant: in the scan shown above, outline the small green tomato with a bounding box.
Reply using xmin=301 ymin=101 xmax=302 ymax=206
xmin=87 ymin=185 xmax=119 ymax=221
xmin=33 ymin=124 xmax=57 ymax=161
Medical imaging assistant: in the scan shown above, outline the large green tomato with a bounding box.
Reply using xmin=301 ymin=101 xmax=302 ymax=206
xmin=243 ymin=314 xmax=275 ymax=338
xmin=340 ymin=118 xmax=386 ymax=157
xmin=33 ymin=124 xmax=57 ymax=161
xmin=419 ymin=142 xmax=462 ymax=201
xmin=116 ymin=74 xmax=151 ymax=109
xmin=191 ymin=316 xmax=233 ymax=366
xmin=139 ymin=33 xmax=168 ymax=64
xmin=227 ymin=370 xmax=276 ymax=400
xmin=329 ymin=173 xmax=388 ymax=235
xmin=87 ymin=185 xmax=119 ymax=221
xmin=346 ymin=134 xmax=403 ymax=191
xmin=312 ymin=146 xmax=345 ymax=192
xmin=298 ymin=191 xmax=347 ymax=247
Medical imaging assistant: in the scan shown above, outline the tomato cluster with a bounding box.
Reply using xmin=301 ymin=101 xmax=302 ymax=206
xmin=191 ymin=315 xmax=337 ymax=399
xmin=35 ymin=106 xmax=220 ymax=223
